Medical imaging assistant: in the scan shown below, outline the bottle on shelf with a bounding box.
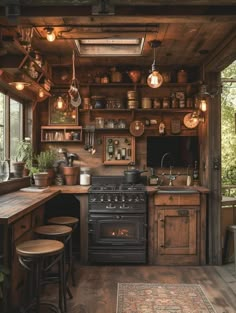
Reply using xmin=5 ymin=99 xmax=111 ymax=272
xmin=107 ymin=139 xmax=114 ymax=159
xmin=192 ymin=160 xmax=200 ymax=185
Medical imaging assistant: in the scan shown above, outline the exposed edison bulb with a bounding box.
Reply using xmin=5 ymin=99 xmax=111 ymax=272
xmin=147 ymin=70 xmax=163 ymax=88
xmin=199 ymin=99 xmax=207 ymax=112
xmin=38 ymin=89 xmax=45 ymax=98
xmin=45 ymin=28 xmax=56 ymax=42
xmin=15 ymin=82 xmax=25 ymax=91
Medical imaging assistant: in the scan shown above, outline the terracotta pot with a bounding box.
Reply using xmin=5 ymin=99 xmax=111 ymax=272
xmin=63 ymin=166 xmax=79 ymax=185
xmin=46 ymin=168 xmax=55 ymax=186
xmin=33 ymin=172 xmax=48 ymax=188
xmin=13 ymin=162 xmax=25 ymax=178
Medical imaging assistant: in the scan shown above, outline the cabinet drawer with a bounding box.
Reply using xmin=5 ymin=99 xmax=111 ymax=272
xmin=13 ymin=214 xmax=31 ymax=240
xmin=155 ymin=193 xmax=200 ymax=206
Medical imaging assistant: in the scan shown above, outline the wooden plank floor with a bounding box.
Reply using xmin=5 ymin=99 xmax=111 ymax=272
xmin=43 ymin=262 xmax=236 ymax=313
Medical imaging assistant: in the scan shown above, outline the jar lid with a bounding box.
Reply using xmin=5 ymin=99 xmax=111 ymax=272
xmin=80 ymin=167 xmax=90 ymax=171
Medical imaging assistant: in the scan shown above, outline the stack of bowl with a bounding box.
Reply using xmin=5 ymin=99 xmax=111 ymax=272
xmin=127 ymin=90 xmax=138 ymax=109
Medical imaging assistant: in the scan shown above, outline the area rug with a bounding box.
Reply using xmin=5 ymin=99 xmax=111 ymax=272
xmin=116 ymin=283 xmax=216 ymax=313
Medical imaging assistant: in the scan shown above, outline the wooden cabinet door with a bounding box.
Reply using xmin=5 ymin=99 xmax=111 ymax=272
xmin=158 ymin=207 xmax=197 ymax=255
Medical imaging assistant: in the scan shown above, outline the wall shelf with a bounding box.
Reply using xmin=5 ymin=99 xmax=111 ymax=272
xmin=41 ymin=126 xmax=82 ymax=142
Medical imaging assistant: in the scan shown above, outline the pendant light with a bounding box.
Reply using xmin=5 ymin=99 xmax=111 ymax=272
xmin=147 ymin=40 xmax=163 ymax=88
xmin=198 ymin=64 xmax=209 ymax=112
xmin=9 ymin=74 xmax=31 ymax=91
xmin=44 ymin=27 xmax=56 ymax=42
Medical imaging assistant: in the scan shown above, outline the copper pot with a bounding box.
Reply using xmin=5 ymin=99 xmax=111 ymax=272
xmin=127 ymin=70 xmax=141 ymax=83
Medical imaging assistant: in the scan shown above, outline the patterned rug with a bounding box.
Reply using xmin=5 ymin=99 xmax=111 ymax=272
xmin=116 ymin=283 xmax=216 ymax=313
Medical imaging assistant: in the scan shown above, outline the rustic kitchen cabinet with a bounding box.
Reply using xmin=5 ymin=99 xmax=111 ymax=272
xmin=148 ymin=191 xmax=206 ymax=265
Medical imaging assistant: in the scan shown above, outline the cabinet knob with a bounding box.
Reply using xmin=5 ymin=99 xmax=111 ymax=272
xmin=160 ymin=244 xmax=165 ymax=248
xmin=160 ymin=219 xmax=164 ymax=222
xmin=169 ymin=196 xmax=173 ymax=201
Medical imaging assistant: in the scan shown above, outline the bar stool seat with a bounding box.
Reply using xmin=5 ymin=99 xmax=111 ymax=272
xmin=47 ymin=217 xmax=79 ymax=286
xmin=223 ymin=225 xmax=236 ymax=272
xmin=34 ymin=225 xmax=73 ymax=312
xmin=34 ymin=225 xmax=72 ymax=238
xmin=48 ymin=216 xmax=79 ymax=228
xmin=16 ymin=239 xmax=64 ymax=313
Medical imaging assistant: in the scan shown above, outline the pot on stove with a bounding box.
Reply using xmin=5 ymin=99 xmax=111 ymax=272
xmin=124 ymin=168 xmax=147 ymax=184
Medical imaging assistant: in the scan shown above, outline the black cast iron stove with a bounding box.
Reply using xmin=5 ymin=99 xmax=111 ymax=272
xmin=88 ymin=176 xmax=147 ymax=263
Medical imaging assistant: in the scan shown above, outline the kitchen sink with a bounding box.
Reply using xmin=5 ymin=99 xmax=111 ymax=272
xmin=156 ymin=186 xmax=199 ymax=194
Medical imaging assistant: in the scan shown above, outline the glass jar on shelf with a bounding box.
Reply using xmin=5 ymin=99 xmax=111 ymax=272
xmin=95 ymin=117 xmax=105 ymax=128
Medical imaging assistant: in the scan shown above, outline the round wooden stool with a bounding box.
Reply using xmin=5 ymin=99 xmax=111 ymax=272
xmin=47 ymin=216 xmax=79 ymax=286
xmin=34 ymin=225 xmax=73 ymax=311
xmin=16 ymin=239 xmax=64 ymax=313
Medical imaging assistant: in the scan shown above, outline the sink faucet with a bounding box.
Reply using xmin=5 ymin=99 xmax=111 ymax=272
xmin=160 ymin=153 xmax=177 ymax=186
xmin=160 ymin=152 xmax=173 ymax=168
xmin=168 ymin=166 xmax=176 ymax=186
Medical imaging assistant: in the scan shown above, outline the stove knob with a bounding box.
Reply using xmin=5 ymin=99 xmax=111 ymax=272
xmin=114 ymin=195 xmax=118 ymax=202
xmin=115 ymin=215 xmax=121 ymax=219
xmin=121 ymin=195 xmax=125 ymax=202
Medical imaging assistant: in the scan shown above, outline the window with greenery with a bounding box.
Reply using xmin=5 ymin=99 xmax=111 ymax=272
xmin=0 ymin=92 xmax=23 ymax=168
xmin=221 ymin=61 xmax=236 ymax=194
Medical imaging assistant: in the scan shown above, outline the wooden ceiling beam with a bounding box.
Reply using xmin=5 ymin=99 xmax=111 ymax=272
xmin=204 ymin=28 xmax=236 ymax=72
xmin=0 ymin=5 xmax=236 ymax=23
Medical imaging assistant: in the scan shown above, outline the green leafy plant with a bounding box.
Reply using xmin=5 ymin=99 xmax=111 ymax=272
xmin=36 ymin=150 xmax=58 ymax=172
xmin=14 ymin=138 xmax=33 ymax=164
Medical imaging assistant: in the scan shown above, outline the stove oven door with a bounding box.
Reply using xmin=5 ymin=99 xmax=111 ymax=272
xmin=88 ymin=213 xmax=147 ymax=263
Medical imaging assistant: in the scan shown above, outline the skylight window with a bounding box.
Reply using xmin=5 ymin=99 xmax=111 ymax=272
xmin=75 ymin=38 xmax=144 ymax=56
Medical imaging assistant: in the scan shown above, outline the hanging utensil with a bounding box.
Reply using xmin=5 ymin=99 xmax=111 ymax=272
xmin=68 ymin=50 xmax=81 ymax=107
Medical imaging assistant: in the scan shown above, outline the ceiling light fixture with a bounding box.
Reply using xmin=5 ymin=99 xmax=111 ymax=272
xmin=147 ymin=40 xmax=163 ymax=88
xmin=38 ymin=88 xmax=45 ymax=98
xmin=9 ymin=74 xmax=31 ymax=91
xmin=44 ymin=27 xmax=56 ymax=42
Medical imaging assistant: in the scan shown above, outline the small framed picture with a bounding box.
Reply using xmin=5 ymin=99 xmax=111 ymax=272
xmin=49 ymin=94 xmax=78 ymax=125
xmin=175 ymin=91 xmax=185 ymax=100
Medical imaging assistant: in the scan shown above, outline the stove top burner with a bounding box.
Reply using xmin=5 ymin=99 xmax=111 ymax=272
xmin=90 ymin=184 xmax=117 ymax=191
xmin=119 ymin=184 xmax=145 ymax=191
xmin=89 ymin=183 xmax=145 ymax=192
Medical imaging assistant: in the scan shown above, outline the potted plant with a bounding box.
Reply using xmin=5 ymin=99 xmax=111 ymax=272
xmin=30 ymin=166 xmax=49 ymax=188
xmin=62 ymin=153 xmax=79 ymax=186
xmin=36 ymin=150 xmax=59 ymax=185
xmin=12 ymin=138 xmax=33 ymax=178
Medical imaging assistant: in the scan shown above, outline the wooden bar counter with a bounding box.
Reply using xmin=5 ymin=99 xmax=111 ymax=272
xmin=0 ymin=184 xmax=89 ymax=313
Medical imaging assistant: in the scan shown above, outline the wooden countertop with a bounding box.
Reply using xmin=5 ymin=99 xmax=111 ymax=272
xmin=0 ymin=189 xmax=60 ymax=224
xmin=0 ymin=184 xmax=209 ymax=225
xmin=0 ymin=185 xmax=90 ymax=224
xmin=146 ymin=185 xmax=210 ymax=194
xmin=49 ymin=185 xmax=90 ymax=194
